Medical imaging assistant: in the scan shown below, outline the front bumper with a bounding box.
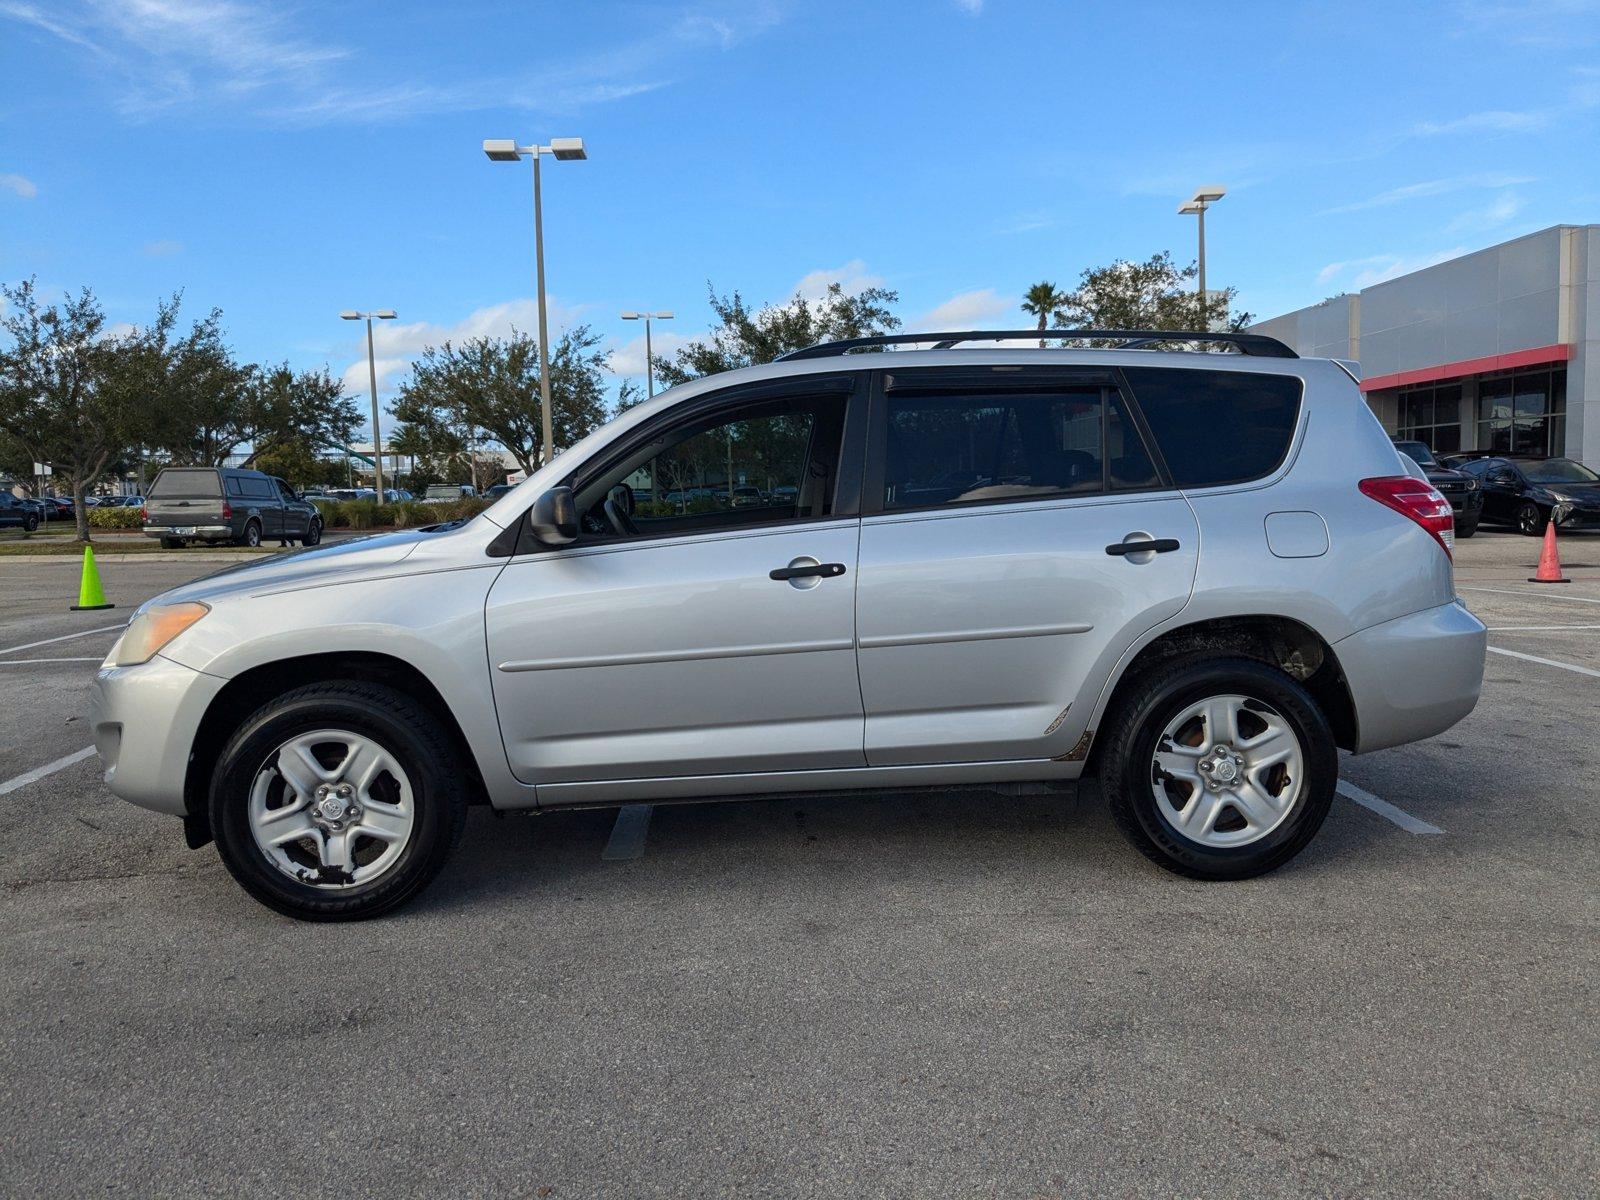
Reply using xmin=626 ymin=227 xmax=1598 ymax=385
xmin=88 ymin=653 xmax=226 ymax=815
xmin=1554 ymin=506 xmax=1600 ymax=530
xmin=1334 ymin=600 xmax=1487 ymax=754
xmin=143 ymin=524 xmax=234 ymax=542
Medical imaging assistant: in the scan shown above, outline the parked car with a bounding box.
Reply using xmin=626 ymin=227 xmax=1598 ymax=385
xmin=1442 ymin=453 xmax=1600 ymax=535
xmin=90 ymin=328 xmax=1486 ymax=920
xmin=422 ymin=484 xmax=476 ymax=502
xmin=1392 ymin=440 xmax=1482 ymax=537
xmin=0 ymin=492 xmax=41 ymax=531
xmin=142 ymin=466 xmax=323 ymax=548
xmin=483 ymin=483 xmax=516 ymax=500
xmin=38 ymin=496 xmax=74 ymax=521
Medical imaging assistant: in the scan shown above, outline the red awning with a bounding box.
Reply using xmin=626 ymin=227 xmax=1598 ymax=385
xmin=1359 ymin=343 xmax=1571 ymax=393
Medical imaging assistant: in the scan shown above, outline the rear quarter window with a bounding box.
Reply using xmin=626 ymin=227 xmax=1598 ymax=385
xmin=149 ymin=469 xmax=222 ymax=499
xmin=1122 ymin=367 xmax=1303 ymax=488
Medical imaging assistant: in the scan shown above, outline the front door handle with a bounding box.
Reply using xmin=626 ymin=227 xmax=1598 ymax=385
xmin=769 ymin=561 xmax=848 ymax=581
xmin=1105 ymin=537 xmax=1181 ymax=556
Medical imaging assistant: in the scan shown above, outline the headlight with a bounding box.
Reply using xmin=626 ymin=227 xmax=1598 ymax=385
xmin=104 ymin=602 xmax=210 ymax=667
xmin=1463 ymin=477 xmax=1479 ymax=492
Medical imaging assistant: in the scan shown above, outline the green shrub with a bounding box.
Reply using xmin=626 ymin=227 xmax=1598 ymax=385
xmin=88 ymin=505 xmax=142 ymax=529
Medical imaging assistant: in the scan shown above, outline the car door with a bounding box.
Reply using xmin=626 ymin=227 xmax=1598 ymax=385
xmin=485 ymin=374 xmax=868 ymax=785
xmin=854 ymin=365 xmax=1199 ymax=766
xmin=1471 ymin=458 xmax=1518 ymax=523
xmin=272 ymin=478 xmax=308 ymax=537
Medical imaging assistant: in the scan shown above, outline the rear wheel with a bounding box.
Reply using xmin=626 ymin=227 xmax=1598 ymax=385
xmin=1097 ymin=656 xmax=1337 ymax=880
xmin=209 ymin=682 xmax=469 ymax=920
xmin=23 ymin=514 xmax=38 ymax=532
xmin=1517 ymin=502 xmax=1547 ymax=536
xmin=239 ymin=520 xmax=262 ymax=548
xmin=159 ymin=536 xmax=185 ymax=549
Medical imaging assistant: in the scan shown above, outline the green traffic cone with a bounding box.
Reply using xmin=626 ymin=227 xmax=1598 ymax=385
xmin=71 ymin=543 xmax=115 ymax=611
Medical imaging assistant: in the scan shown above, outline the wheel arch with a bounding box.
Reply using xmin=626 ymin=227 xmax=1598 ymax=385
xmin=1085 ymin=613 xmax=1358 ymax=772
xmin=182 ymin=651 xmax=489 ymax=845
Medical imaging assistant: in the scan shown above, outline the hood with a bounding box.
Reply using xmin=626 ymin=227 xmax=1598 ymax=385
xmin=148 ymin=527 xmax=437 ymax=609
xmin=1422 ymin=464 xmax=1469 ymax=483
xmin=1542 ymin=482 xmax=1600 ymax=501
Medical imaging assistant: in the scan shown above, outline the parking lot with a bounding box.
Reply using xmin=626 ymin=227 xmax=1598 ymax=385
xmin=2 ymin=533 xmax=1596 ymax=1198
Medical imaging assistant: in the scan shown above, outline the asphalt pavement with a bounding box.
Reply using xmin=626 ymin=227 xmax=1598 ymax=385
xmin=1 ymin=531 xmax=1596 ymax=1198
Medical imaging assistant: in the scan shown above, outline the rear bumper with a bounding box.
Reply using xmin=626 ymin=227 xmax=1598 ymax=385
xmin=1335 ymin=600 xmax=1486 ymax=754
xmin=143 ymin=524 xmax=234 ymax=542
xmin=88 ymin=654 xmax=225 ymax=815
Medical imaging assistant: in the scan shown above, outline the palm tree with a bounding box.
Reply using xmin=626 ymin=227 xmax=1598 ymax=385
xmin=1021 ymin=281 xmax=1068 ymax=348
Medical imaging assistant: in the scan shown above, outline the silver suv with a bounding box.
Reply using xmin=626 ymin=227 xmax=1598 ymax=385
xmin=88 ymin=330 xmax=1487 ymax=920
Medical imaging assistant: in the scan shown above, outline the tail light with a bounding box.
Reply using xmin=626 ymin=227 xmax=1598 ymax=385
xmin=1360 ymin=475 xmax=1454 ymax=558
xmin=139 ymin=504 xmax=147 ymax=523
xmin=221 ymin=501 xmax=233 ymax=520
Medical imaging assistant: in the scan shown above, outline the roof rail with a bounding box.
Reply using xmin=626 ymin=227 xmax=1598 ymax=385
xmin=776 ymin=328 xmax=1298 ymax=361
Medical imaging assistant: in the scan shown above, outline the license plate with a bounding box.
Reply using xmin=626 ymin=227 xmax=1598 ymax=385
xmin=172 ymin=526 xmax=197 ymax=535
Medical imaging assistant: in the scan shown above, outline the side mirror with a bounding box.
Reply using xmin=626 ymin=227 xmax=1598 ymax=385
xmin=1488 ymin=471 xmax=1516 ymax=486
xmin=529 ymin=486 xmax=578 ymax=545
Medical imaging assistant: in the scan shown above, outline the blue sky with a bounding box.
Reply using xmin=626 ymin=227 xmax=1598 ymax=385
xmin=3 ymin=0 xmax=1598 ymax=440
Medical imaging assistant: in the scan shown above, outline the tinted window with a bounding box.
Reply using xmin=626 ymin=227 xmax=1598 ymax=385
xmin=150 ymin=469 xmax=222 ymax=499
xmin=240 ymin=475 xmax=275 ymax=499
xmin=880 ymin=377 xmax=1159 ymax=511
xmin=275 ymin=479 xmax=298 ymax=502
xmin=1122 ymin=368 xmax=1302 ymax=488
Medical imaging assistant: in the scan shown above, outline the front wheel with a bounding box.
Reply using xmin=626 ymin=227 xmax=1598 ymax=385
xmin=1097 ymin=656 xmax=1337 ymax=880
xmin=23 ymin=514 xmax=38 ymax=532
xmin=209 ymin=682 xmax=469 ymax=920
xmin=303 ymin=518 xmax=322 ymax=547
xmin=1517 ymin=502 xmax=1547 ymax=537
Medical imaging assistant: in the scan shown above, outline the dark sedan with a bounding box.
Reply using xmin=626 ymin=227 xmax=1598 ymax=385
xmin=1393 ymin=440 xmax=1482 ymax=538
xmin=1443 ymin=454 xmax=1600 ymax=536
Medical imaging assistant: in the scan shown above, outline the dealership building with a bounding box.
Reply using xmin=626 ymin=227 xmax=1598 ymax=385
xmin=1252 ymin=224 xmax=1599 ymax=466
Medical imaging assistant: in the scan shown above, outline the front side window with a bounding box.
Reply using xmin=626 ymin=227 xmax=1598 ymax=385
xmin=575 ymin=390 xmax=850 ymax=541
xmin=879 ymin=376 xmax=1159 ymax=511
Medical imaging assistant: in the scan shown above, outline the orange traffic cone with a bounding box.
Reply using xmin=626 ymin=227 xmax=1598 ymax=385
xmin=1528 ymin=518 xmax=1570 ymax=584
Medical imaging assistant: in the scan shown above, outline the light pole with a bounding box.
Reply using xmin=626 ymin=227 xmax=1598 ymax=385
xmin=483 ymin=136 xmax=587 ymax=468
xmin=620 ymin=310 xmax=673 ymax=397
xmin=1178 ymin=186 xmax=1226 ymax=328
xmin=339 ymin=309 xmax=397 ymax=497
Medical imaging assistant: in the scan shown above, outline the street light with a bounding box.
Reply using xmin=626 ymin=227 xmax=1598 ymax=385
xmin=620 ymin=310 xmax=673 ymax=397
xmin=340 ymin=309 xmax=397 ymax=498
xmin=1179 ymin=186 xmax=1226 ymax=328
xmin=483 ymin=135 xmax=587 ymax=467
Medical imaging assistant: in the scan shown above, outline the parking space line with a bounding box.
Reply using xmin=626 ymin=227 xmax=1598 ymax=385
xmin=602 ymin=804 xmax=654 ymax=860
xmin=1485 ymin=624 xmax=1600 ymax=631
xmin=1487 ymin=645 xmax=1600 ymax=679
xmin=0 ymin=624 xmax=125 ymax=656
xmin=0 ymin=657 xmax=103 ymax=665
xmin=0 ymin=746 xmax=97 ymax=798
xmin=1336 ymin=779 xmax=1443 ymax=835
xmin=1459 ymin=587 xmax=1600 ymax=606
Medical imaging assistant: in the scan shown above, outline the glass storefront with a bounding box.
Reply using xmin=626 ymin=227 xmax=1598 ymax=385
xmin=1396 ymin=382 xmax=1464 ymax=453
xmin=1477 ymin=368 xmax=1566 ymax=457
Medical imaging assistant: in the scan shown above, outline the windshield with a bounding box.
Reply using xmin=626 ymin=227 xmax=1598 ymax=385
xmin=1524 ymin=458 xmax=1600 ymax=484
xmin=1393 ymin=441 xmax=1438 ymax=467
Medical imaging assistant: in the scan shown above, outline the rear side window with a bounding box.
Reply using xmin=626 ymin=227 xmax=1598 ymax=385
xmin=879 ymin=373 xmax=1161 ymax=511
xmin=149 ymin=469 xmax=222 ymax=499
xmin=1122 ymin=368 xmax=1302 ymax=488
xmin=240 ymin=475 xmax=275 ymax=499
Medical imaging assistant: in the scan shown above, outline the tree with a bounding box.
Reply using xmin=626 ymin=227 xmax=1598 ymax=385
xmin=141 ymin=301 xmax=253 ymax=466
xmin=1056 ymin=251 xmax=1251 ymax=337
xmin=392 ymin=325 xmax=611 ymax=476
xmin=0 ymin=280 xmax=161 ymax=540
xmin=236 ymin=364 xmax=360 ymax=468
xmin=654 ymin=281 xmax=901 ymax=388
xmin=1021 ymin=281 xmax=1069 ymax=346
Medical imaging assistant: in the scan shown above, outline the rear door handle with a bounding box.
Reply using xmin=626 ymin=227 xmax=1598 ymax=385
xmin=769 ymin=561 xmax=847 ymax=581
xmin=1105 ymin=538 xmax=1181 ymax=556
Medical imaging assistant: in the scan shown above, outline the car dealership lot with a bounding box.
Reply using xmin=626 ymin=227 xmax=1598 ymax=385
xmin=1 ymin=536 xmax=1596 ymax=1197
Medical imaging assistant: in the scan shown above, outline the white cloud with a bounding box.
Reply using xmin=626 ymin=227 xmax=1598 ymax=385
xmin=792 ymin=259 xmax=883 ymax=302
xmin=953 ymin=0 xmax=984 ymax=13
xmin=0 ymin=171 xmax=37 ymax=198
xmin=1318 ymin=174 xmax=1534 ymax=215
xmin=1444 ymin=191 xmax=1526 ymax=234
xmin=0 ymin=0 xmax=790 ymax=125
xmin=912 ymin=288 xmax=1013 ymax=330
xmin=1414 ymin=109 xmax=1549 ymax=136
xmin=142 ymin=238 xmax=182 ymax=256
xmin=993 ymin=211 xmax=1055 ymax=235
xmin=1316 ymin=247 xmax=1469 ymax=290
xmin=607 ymin=329 xmax=694 ymax=378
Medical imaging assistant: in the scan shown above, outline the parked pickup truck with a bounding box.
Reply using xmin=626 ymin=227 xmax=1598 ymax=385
xmin=143 ymin=467 xmax=323 ymax=548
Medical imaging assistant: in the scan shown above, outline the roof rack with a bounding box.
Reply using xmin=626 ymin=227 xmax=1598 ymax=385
xmin=776 ymin=328 xmax=1298 ymax=361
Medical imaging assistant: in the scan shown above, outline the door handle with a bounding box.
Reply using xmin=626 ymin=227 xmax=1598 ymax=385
xmin=1105 ymin=538 xmax=1181 ymax=556
xmin=769 ymin=561 xmax=847 ymax=581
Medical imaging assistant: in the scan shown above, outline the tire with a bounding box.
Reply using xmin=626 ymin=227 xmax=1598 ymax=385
xmin=160 ymin=537 xmax=185 ymax=549
xmin=239 ymin=520 xmax=262 ymax=548
xmin=1517 ymin=502 xmax=1547 ymax=537
xmin=209 ymin=681 xmax=469 ymax=921
xmin=303 ymin=518 xmax=322 ymax=547
xmin=23 ymin=514 xmax=38 ymax=532
xmin=1456 ymin=515 xmax=1478 ymax=539
xmin=1097 ymin=656 xmax=1337 ymax=881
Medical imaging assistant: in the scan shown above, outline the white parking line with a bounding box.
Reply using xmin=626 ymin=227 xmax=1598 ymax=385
xmin=1487 ymin=645 xmax=1600 ymax=679
xmin=0 ymin=624 xmax=125 ymax=656
xmin=1458 ymin=587 xmax=1600 ymax=605
xmin=0 ymin=746 xmax=97 ymax=798
xmin=1336 ymin=780 xmax=1444 ymax=835
xmin=0 ymin=657 xmax=103 ymax=665
xmin=1485 ymin=624 xmax=1600 ymax=631
xmin=602 ymin=804 xmax=654 ymax=860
